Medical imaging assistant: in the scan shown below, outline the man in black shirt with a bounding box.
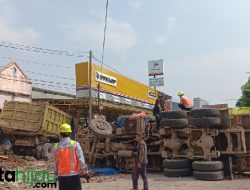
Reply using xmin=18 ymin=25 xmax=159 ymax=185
xmin=153 ymin=93 xmax=167 ymax=129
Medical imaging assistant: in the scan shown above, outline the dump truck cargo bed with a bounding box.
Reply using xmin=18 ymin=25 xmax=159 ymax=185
xmin=0 ymin=101 xmax=71 ymax=137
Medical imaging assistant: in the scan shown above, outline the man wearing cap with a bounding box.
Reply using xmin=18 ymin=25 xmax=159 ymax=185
xmin=53 ymin=123 xmax=88 ymax=190
xmin=132 ymin=132 xmax=149 ymax=190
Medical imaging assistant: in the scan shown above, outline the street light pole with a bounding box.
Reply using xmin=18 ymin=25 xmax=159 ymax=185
xmin=89 ymin=50 xmax=92 ymax=126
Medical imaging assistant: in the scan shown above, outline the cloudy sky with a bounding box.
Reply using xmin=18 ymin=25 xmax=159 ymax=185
xmin=0 ymin=0 xmax=250 ymax=106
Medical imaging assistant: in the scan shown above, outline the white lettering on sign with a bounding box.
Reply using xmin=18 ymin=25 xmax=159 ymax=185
xmin=149 ymin=77 xmax=164 ymax=87
xmin=148 ymin=91 xmax=156 ymax=99
xmin=95 ymin=71 xmax=117 ymax=87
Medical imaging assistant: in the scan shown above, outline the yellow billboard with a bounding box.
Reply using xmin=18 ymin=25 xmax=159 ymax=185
xmin=75 ymin=62 xmax=159 ymax=108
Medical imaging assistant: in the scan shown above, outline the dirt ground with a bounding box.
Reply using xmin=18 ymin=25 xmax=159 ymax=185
xmin=0 ymin=155 xmax=249 ymax=190
xmin=83 ymin=173 xmax=250 ymax=190
xmin=0 ymin=173 xmax=250 ymax=190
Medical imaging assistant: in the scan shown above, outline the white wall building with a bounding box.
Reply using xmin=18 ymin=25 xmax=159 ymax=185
xmin=193 ymin=97 xmax=209 ymax=108
xmin=0 ymin=61 xmax=32 ymax=109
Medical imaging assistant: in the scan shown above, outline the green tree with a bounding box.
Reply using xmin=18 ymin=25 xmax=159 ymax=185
xmin=236 ymin=78 xmax=250 ymax=107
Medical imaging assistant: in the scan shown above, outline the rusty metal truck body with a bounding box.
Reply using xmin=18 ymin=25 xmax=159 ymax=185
xmin=160 ymin=108 xmax=250 ymax=179
xmin=77 ymin=115 xmax=163 ymax=172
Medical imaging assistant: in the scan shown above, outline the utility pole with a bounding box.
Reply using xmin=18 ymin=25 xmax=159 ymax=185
xmin=88 ymin=50 xmax=92 ymax=126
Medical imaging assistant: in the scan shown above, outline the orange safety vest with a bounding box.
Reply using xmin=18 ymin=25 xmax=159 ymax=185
xmin=54 ymin=140 xmax=80 ymax=176
xmin=181 ymin=96 xmax=192 ymax=108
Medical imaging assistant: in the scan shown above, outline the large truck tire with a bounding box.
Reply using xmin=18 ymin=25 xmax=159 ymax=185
xmin=89 ymin=119 xmax=113 ymax=138
xmin=190 ymin=117 xmax=220 ymax=127
xmin=41 ymin=143 xmax=53 ymax=161
xmin=160 ymin=118 xmax=188 ymax=128
xmin=192 ymin=161 xmax=223 ymax=171
xmin=160 ymin=111 xmax=187 ymax=119
xmin=163 ymin=159 xmax=192 ymax=169
xmin=163 ymin=168 xmax=192 ymax=177
xmin=190 ymin=109 xmax=220 ymax=118
xmin=35 ymin=145 xmax=43 ymax=160
xmin=193 ymin=171 xmax=224 ymax=181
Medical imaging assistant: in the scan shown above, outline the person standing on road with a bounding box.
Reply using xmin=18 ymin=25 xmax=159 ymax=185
xmin=132 ymin=132 xmax=149 ymax=190
xmin=53 ymin=123 xmax=88 ymax=190
xmin=153 ymin=93 xmax=168 ymax=128
xmin=177 ymin=90 xmax=193 ymax=111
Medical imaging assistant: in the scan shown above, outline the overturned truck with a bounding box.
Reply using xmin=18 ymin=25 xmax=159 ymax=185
xmin=77 ymin=107 xmax=250 ymax=180
xmin=160 ymin=108 xmax=250 ymax=180
xmin=77 ymin=115 xmax=162 ymax=172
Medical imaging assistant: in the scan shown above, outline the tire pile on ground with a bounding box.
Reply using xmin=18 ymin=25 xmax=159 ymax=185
xmin=163 ymin=159 xmax=192 ymax=177
xmin=189 ymin=109 xmax=221 ymax=127
xmin=192 ymin=161 xmax=224 ymax=181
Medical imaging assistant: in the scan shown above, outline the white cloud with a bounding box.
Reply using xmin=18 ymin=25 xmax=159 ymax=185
xmin=64 ymin=16 xmax=137 ymax=53
xmin=129 ymin=0 xmax=142 ymax=10
xmin=0 ymin=0 xmax=40 ymax=43
xmin=154 ymin=16 xmax=176 ymax=45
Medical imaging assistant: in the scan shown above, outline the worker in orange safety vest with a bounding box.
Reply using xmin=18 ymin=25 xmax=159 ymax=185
xmin=178 ymin=90 xmax=193 ymax=111
xmin=53 ymin=123 xmax=88 ymax=190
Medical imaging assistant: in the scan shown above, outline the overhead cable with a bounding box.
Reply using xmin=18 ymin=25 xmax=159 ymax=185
xmin=0 ymin=41 xmax=88 ymax=58
xmin=1 ymin=56 xmax=73 ymax=69
xmin=0 ymin=64 xmax=75 ymax=81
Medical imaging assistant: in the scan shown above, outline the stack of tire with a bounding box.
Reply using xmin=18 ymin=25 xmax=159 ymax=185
xmin=163 ymin=159 xmax=192 ymax=177
xmin=189 ymin=109 xmax=221 ymax=127
xmin=192 ymin=161 xmax=224 ymax=181
xmin=160 ymin=110 xmax=188 ymax=129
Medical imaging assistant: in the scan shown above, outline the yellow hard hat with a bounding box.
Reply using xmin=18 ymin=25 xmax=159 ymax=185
xmin=178 ymin=90 xmax=184 ymax=96
xmin=59 ymin=123 xmax=72 ymax=133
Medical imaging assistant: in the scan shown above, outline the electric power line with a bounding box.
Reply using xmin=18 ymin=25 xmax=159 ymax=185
xmin=0 ymin=64 xmax=75 ymax=81
xmin=0 ymin=41 xmax=89 ymax=58
xmin=93 ymin=56 xmax=121 ymax=74
xmin=0 ymin=75 xmax=76 ymax=91
xmin=0 ymin=72 xmax=75 ymax=87
xmin=1 ymin=56 xmax=73 ymax=69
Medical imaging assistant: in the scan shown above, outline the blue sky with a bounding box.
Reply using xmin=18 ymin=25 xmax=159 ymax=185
xmin=0 ymin=0 xmax=249 ymax=106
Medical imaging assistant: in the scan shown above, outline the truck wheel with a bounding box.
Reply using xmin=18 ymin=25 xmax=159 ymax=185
xmin=35 ymin=145 xmax=43 ymax=160
xmin=163 ymin=159 xmax=192 ymax=169
xmin=190 ymin=117 xmax=220 ymax=127
xmin=192 ymin=161 xmax=223 ymax=171
xmin=190 ymin=109 xmax=220 ymax=118
xmin=160 ymin=119 xmax=188 ymax=128
xmin=160 ymin=111 xmax=187 ymax=119
xmin=163 ymin=168 xmax=192 ymax=177
xmin=193 ymin=171 xmax=224 ymax=181
xmin=41 ymin=143 xmax=53 ymax=161
xmin=89 ymin=119 xmax=113 ymax=138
